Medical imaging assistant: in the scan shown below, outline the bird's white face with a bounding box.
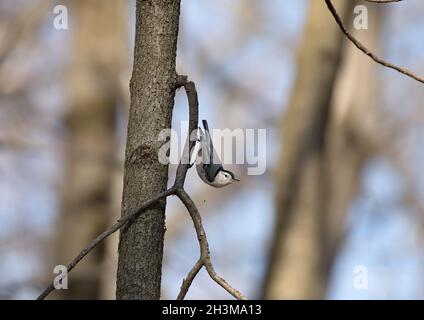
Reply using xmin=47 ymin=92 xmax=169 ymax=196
xmin=211 ymin=170 xmax=236 ymax=188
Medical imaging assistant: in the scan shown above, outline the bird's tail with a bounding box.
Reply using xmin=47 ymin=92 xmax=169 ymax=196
xmin=202 ymin=120 xmax=210 ymax=134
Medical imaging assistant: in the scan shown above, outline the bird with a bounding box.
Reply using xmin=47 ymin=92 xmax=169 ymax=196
xmin=190 ymin=120 xmax=239 ymax=188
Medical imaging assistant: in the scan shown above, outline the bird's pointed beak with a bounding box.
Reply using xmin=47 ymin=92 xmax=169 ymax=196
xmin=233 ymin=178 xmax=240 ymax=182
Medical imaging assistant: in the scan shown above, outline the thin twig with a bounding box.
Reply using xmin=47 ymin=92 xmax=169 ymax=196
xmin=177 ymin=189 xmax=246 ymax=300
xmin=325 ymin=0 xmax=424 ymax=84
xmin=36 ymin=188 xmax=174 ymax=300
xmin=177 ymin=259 xmax=203 ymax=300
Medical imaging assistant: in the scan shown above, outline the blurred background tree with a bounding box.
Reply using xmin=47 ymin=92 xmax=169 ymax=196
xmin=263 ymin=0 xmax=357 ymax=299
xmin=54 ymin=0 xmax=129 ymax=299
xmin=262 ymin=0 xmax=390 ymax=299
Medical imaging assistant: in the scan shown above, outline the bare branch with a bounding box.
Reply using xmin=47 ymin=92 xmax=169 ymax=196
xmin=176 ymin=189 xmax=246 ymax=300
xmin=325 ymin=0 xmax=424 ymax=84
xmin=37 ymin=76 xmax=245 ymax=300
xmin=177 ymin=259 xmax=203 ymax=300
xmin=173 ymin=80 xmax=245 ymax=300
xmin=36 ymin=188 xmax=174 ymax=300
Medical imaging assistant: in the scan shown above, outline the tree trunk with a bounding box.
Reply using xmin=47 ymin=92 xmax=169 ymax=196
xmin=262 ymin=0 xmax=355 ymax=299
xmin=116 ymin=0 xmax=181 ymax=300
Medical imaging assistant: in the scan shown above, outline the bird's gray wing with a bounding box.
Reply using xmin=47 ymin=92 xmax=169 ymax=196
xmin=197 ymin=126 xmax=209 ymax=164
xmin=199 ymin=121 xmax=223 ymax=182
xmin=202 ymin=120 xmax=214 ymax=166
xmin=202 ymin=120 xmax=222 ymax=166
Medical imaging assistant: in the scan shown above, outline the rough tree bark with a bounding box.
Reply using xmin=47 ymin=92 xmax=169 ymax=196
xmin=116 ymin=0 xmax=181 ymax=300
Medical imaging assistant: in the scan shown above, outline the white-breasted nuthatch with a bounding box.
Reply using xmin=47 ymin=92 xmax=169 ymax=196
xmin=190 ymin=120 xmax=239 ymax=188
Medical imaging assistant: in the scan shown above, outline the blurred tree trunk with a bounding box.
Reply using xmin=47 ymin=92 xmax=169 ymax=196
xmin=262 ymin=0 xmax=358 ymax=299
xmin=116 ymin=0 xmax=181 ymax=300
xmin=263 ymin=1 xmax=383 ymax=299
xmin=54 ymin=0 xmax=128 ymax=299
xmin=322 ymin=6 xmax=382 ymax=283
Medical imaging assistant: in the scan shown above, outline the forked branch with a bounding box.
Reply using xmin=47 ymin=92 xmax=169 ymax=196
xmin=36 ymin=76 xmax=245 ymax=300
